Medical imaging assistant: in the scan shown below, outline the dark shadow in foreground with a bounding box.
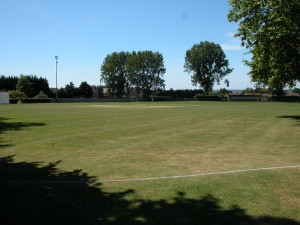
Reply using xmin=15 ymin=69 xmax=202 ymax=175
xmin=0 ymin=156 xmax=299 ymax=225
xmin=278 ymin=115 xmax=300 ymax=126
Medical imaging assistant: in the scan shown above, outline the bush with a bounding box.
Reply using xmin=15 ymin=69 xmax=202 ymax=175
xmin=9 ymin=90 xmax=27 ymax=100
xmin=34 ymin=90 xmax=48 ymax=99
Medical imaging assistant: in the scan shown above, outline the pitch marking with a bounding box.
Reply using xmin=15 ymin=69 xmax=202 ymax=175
xmin=1 ymin=165 xmax=299 ymax=183
xmin=99 ymin=165 xmax=300 ymax=182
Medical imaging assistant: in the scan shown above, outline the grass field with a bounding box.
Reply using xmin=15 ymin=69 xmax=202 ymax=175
xmin=0 ymin=101 xmax=299 ymax=224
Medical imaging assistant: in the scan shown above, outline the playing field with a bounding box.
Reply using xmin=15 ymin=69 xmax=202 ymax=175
xmin=0 ymin=102 xmax=299 ymax=224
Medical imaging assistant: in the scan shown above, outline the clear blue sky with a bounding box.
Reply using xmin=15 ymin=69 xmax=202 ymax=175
xmin=1 ymin=0 xmax=254 ymax=90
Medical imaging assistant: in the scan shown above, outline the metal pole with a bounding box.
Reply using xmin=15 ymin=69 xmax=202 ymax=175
xmin=55 ymin=56 xmax=58 ymax=102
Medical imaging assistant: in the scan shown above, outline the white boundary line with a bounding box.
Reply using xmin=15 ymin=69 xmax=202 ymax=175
xmin=1 ymin=165 xmax=299 ymax=183
xmin=99 ymin=165 xmax=300 ymax=182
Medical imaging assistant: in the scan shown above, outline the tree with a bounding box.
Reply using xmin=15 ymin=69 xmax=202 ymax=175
xmin=65 ymin=82 xmax=76 ymax=98
xmin=184 ymin=41 xmax=233 ymax=96
xmin=254 ymin=86 xmax=269 ymax=94
xmin=242 ymin=87 xmax=255 ymax=94
xmin=228 ymin=0 xmax=300 ymax=96
xmin=16 ymin=75 xmax=33 ymax=97
xmin=0 ymin=75 xmax=19 ymax=91
xmin=127 ymin=51 xmax=166 ymax=99
xmin=219 ymin=88 xmax=232 ymax=97
xmin=27 ymin=75 xmax=52 ymax=97
xmin=57 ymin=88 xmax=67 ymax=98
xmin=100 ymin=52 xmax=130 ymax=97
xmin=79 ymin=81 xmax=93 ymax=98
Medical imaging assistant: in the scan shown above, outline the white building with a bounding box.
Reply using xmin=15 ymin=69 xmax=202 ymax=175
xmin=0 ymin=92 xmax=9 ymax=104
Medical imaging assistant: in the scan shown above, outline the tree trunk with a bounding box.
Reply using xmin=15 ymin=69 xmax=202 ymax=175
xmin=204 ymin=88 xmax=210 ymax=96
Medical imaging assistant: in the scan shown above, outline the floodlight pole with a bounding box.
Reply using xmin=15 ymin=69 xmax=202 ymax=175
xmin=55 ymin=56 xmax=58 ymax=102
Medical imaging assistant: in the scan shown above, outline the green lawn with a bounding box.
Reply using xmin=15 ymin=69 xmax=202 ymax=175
xmin=0 ymin=102 xmax=299 ymax=224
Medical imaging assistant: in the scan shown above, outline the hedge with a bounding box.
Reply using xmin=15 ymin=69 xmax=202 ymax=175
xmin=9 ymin=98 xmax=51 ymax=104
xmin=9 ymin=99 xmax=18 ymax=104
xmin=195 ymin=96 xmax=221 ymax=101
xmin=272 ymin=96 xmax=300 ymax=102
xmin=229 ymin=95 xmax=261 ymax=102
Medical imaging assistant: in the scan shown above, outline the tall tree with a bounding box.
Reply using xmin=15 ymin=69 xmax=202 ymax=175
xmin=16 ymin=75 xmax=33 ymax=97
xmin=65 ymin=82 xmax=76 ymax=98
xmin=26 ymin=75 xmax=52 ymax=97
xmin=0 ymin=75 xmax=19 ymax=91
xmin=228 ymin=0 xmax=300 ymax=96
xmin=100 ymin=52 xmax=130 ymax=97
xmin=79 ymin=81 xmax=93 ymax=98
xmin=184 ymin=41 xmax=233 ymax=96
xmin=127 ymin=51 xmax=166 ymax=98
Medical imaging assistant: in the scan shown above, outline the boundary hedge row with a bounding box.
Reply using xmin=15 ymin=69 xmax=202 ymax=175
xmin=271 ymin=96 xmax=300 ymax=102
xmin=9 ymin=98 xmax=52 ymax=104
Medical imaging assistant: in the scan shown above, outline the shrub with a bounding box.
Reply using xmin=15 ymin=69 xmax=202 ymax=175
xmin=34 ymin=90 xmax=48 ymax=99
xmin=9 ymin=90 xmax=27 ymax=101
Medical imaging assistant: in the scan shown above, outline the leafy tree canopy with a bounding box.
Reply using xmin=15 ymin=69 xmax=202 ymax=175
xmin=228 ymin=0 xmax=300 ymax=96
xmin=219 ymin=88 xmax=232 ymax=97
xmin=64 ymin=82 xmax=77 ymax=98
xmin=1 ymin=74 xmax=51 ymax=97
xmin=79 ymin=81 xmax=93 ymax=98
xmin=101 ymin=51 xmax=166 ymax=98
xmin=127 ymin=51 xmax=166 ymax=98
xmin=100 ymin=52 xmax=130 ymax=97
xmin=0 ymin=75 xmax=19 ymax=91
xmin=184 ymin=41 xmax=233 ymax=95
xmin=26 ymin=75 xmax=52 ymax=97
xmin=16 ymin=75 xmax=33 ymax=97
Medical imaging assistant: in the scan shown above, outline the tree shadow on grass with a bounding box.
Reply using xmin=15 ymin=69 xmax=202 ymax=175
xmin=0 ymin=117 xmax=46 ymax=133
xmin=0 ymin=117 xmax=46 ymax=148
xmin=1 ymin=156 xmax=299 ymax=225
xmin=0 ymin=140 xmax=12 ymax=148
xmin=278 ymin=115 xmax=300 ymax=126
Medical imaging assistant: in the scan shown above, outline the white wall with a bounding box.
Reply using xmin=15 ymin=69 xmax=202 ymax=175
xmin=0 ymin=92 xmax=10 ymax=104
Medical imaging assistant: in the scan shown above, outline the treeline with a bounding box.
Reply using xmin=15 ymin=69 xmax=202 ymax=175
xmin=0 ymin=75 xmax=98 ymax=100
xmin=239 ymin=87 xmax=300 ymax=96
xmin=0 ymin=75 xmax=52 ymax=98
xmin=57 ymin=81 xmax=99 ymax=98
